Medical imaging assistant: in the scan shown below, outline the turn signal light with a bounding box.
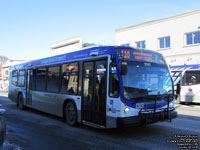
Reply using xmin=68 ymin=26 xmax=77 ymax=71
xmin=188 ymin=88 xmax=192 ymax=92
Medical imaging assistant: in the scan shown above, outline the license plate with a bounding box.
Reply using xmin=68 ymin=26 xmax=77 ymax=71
xmin=136 ymin=103 xmax=144 ymax=109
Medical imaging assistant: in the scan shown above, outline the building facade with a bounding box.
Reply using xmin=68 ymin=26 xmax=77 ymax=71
xmin=115 ymin=10 xmax=200 ymax=66
xmin=1 ymin=60 xmax=26 ymax=91
xmin=51 ymin=35 xmax=98 ymax=56
xmin=0 ymin=56 xmax=8 ymax=79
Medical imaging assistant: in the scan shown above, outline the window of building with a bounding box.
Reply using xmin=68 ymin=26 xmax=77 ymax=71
xmin=47 ymin=66 xmax=60 ymax=93
xmin=136 ymin=41 xmax=146 ymax=49
xmin=61 ymin=62 xmax=78 ymax=94
xmin=35 ymin=67 xmax=47 ymax=91
xmin=18 ymin=70 xmax=25 ymax=86
xmin=159 ymin=36 xmax=170 ymax=49
xmin=186 ymin=31 xmax=200 ymax=45
xmin=12 ymin=70 xmax=18 ymax=86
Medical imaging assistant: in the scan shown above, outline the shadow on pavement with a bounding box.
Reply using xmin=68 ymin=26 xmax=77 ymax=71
xmin=177 ymin=114 xmax=200 ymax=121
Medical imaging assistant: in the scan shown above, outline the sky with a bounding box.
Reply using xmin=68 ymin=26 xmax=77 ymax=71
xmin=0 ymin=0 xmax=200 ymax=60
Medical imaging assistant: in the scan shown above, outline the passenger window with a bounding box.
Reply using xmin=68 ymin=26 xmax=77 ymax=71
xmin=18 ymin=70 xmax=25 ymax=86
xmin=61 ymin=62 xmax=78 ymax=94
xmin=35 ymin=67 xmax=47 ymax=91
xmin=12 ymin=70 xmax=18 ymax=86
xmin=47 ymin=66 xmax=60 ymax=92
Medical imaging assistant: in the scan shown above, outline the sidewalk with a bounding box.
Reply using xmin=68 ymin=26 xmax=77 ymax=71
xmin=175 ymin=103 xmax=200 ymax=117
xmin=0 ymin=91 xmax=8 ymax=97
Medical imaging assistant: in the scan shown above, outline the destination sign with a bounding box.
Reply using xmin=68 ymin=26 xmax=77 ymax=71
xmin=115 ymin=48 xmax=166 ymax=64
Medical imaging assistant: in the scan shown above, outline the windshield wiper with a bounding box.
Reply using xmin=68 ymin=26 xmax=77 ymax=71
xmin=147 ymin=89 xmax=158 ymax=93
xmin=124 ymin=94 xmax=150 ymax=100
xmin=148 ymin=89 xmax=173 ymax=95
xmin=124 ymin=86 xmax=148 ymax=93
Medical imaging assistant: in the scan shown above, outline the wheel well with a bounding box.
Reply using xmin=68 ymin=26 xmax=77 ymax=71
xmin=63 ymin=99 xmax=77 ymax=121
xmin=18 ymin=92 xmax=22 ymax=98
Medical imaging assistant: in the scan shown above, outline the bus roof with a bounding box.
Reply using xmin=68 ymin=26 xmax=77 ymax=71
xmin=10 ymin=46 xmax=163 ymax=70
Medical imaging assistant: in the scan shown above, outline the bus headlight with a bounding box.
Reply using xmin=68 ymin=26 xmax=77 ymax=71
xmin=124 ymin=107 xmax=130 ymax=114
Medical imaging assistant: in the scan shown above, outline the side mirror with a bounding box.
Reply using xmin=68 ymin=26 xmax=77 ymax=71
xmin=120 ymin=61 xmax=127 ymax=75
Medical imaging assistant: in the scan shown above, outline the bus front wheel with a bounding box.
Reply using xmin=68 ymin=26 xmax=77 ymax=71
xmin=65 ymin=101 xmax=77 ymax=126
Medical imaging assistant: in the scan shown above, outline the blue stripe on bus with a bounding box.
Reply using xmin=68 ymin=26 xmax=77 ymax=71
xmin=10 ymin=46 xmax=117 ymax=70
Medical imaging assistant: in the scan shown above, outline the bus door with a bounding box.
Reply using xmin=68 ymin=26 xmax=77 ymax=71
xmin=26 ymin=69 xmax=33 ymax=106
xmin=82 ymin=60 xmax=107 ymax=126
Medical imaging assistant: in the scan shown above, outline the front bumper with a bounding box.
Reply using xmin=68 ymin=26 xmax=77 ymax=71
xmin=117 ymin=109 xmax=177 ymax=127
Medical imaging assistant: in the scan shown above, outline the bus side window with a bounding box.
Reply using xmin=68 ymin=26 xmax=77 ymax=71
xmin=35 ymin=67 xmax=47 ymax=91
xmin=47 ymin=66 xmax=60 ymax=93
xmin=12 ymin=70 xmax=18 ymax=86
xmin=109 ymin=63 xmax=119 ymax=97
xmin=18 ymin=70 xmax=26 ymax=87
xmin=61 ymin=62 xmax=78 ymax=94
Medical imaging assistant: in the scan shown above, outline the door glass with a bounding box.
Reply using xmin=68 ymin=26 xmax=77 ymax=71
xmin=95 ymin=61 xmax=107 ymax=125
xmin=28 ymin=70 xmax=32 ymax=91
xmin=83 ymin=62 xmax=93 ymax=121
xmin=82 ymin=60 xmax=107 ymax=126
xmin=26 ymin=70 xmax=33 ymax=105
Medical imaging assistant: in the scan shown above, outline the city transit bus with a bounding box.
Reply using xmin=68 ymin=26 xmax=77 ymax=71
xmin=8 ymin=46 xmax=177 ymax=128
xmin=171 ymin=64 xmax=200 ymax=104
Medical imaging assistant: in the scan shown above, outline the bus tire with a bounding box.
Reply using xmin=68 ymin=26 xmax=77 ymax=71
xmin=18 ymin=94 xmax=25 ymax=110
xmin=65 ymin=101 xmax=77 ymax=126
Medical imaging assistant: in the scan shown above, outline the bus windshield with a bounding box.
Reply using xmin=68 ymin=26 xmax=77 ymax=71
xmin=122 ymin=61 xmax=173 ymax=100
xmin=182 ymin=70 xmax=200 ymax=86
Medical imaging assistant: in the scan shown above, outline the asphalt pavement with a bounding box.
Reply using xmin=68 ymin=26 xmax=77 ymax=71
xmin=0 ymin=94 xmax=199 ymax=150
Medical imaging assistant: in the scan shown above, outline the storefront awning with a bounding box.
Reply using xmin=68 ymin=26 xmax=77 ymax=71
xmin=170 ymin=64 xmax=200 ymax=71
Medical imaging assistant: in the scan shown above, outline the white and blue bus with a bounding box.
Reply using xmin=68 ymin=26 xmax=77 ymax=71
xmin=171 ymin=64 xmax=200 ymax=104
xmin=8 ymin=46 xmax=177 ymax=128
